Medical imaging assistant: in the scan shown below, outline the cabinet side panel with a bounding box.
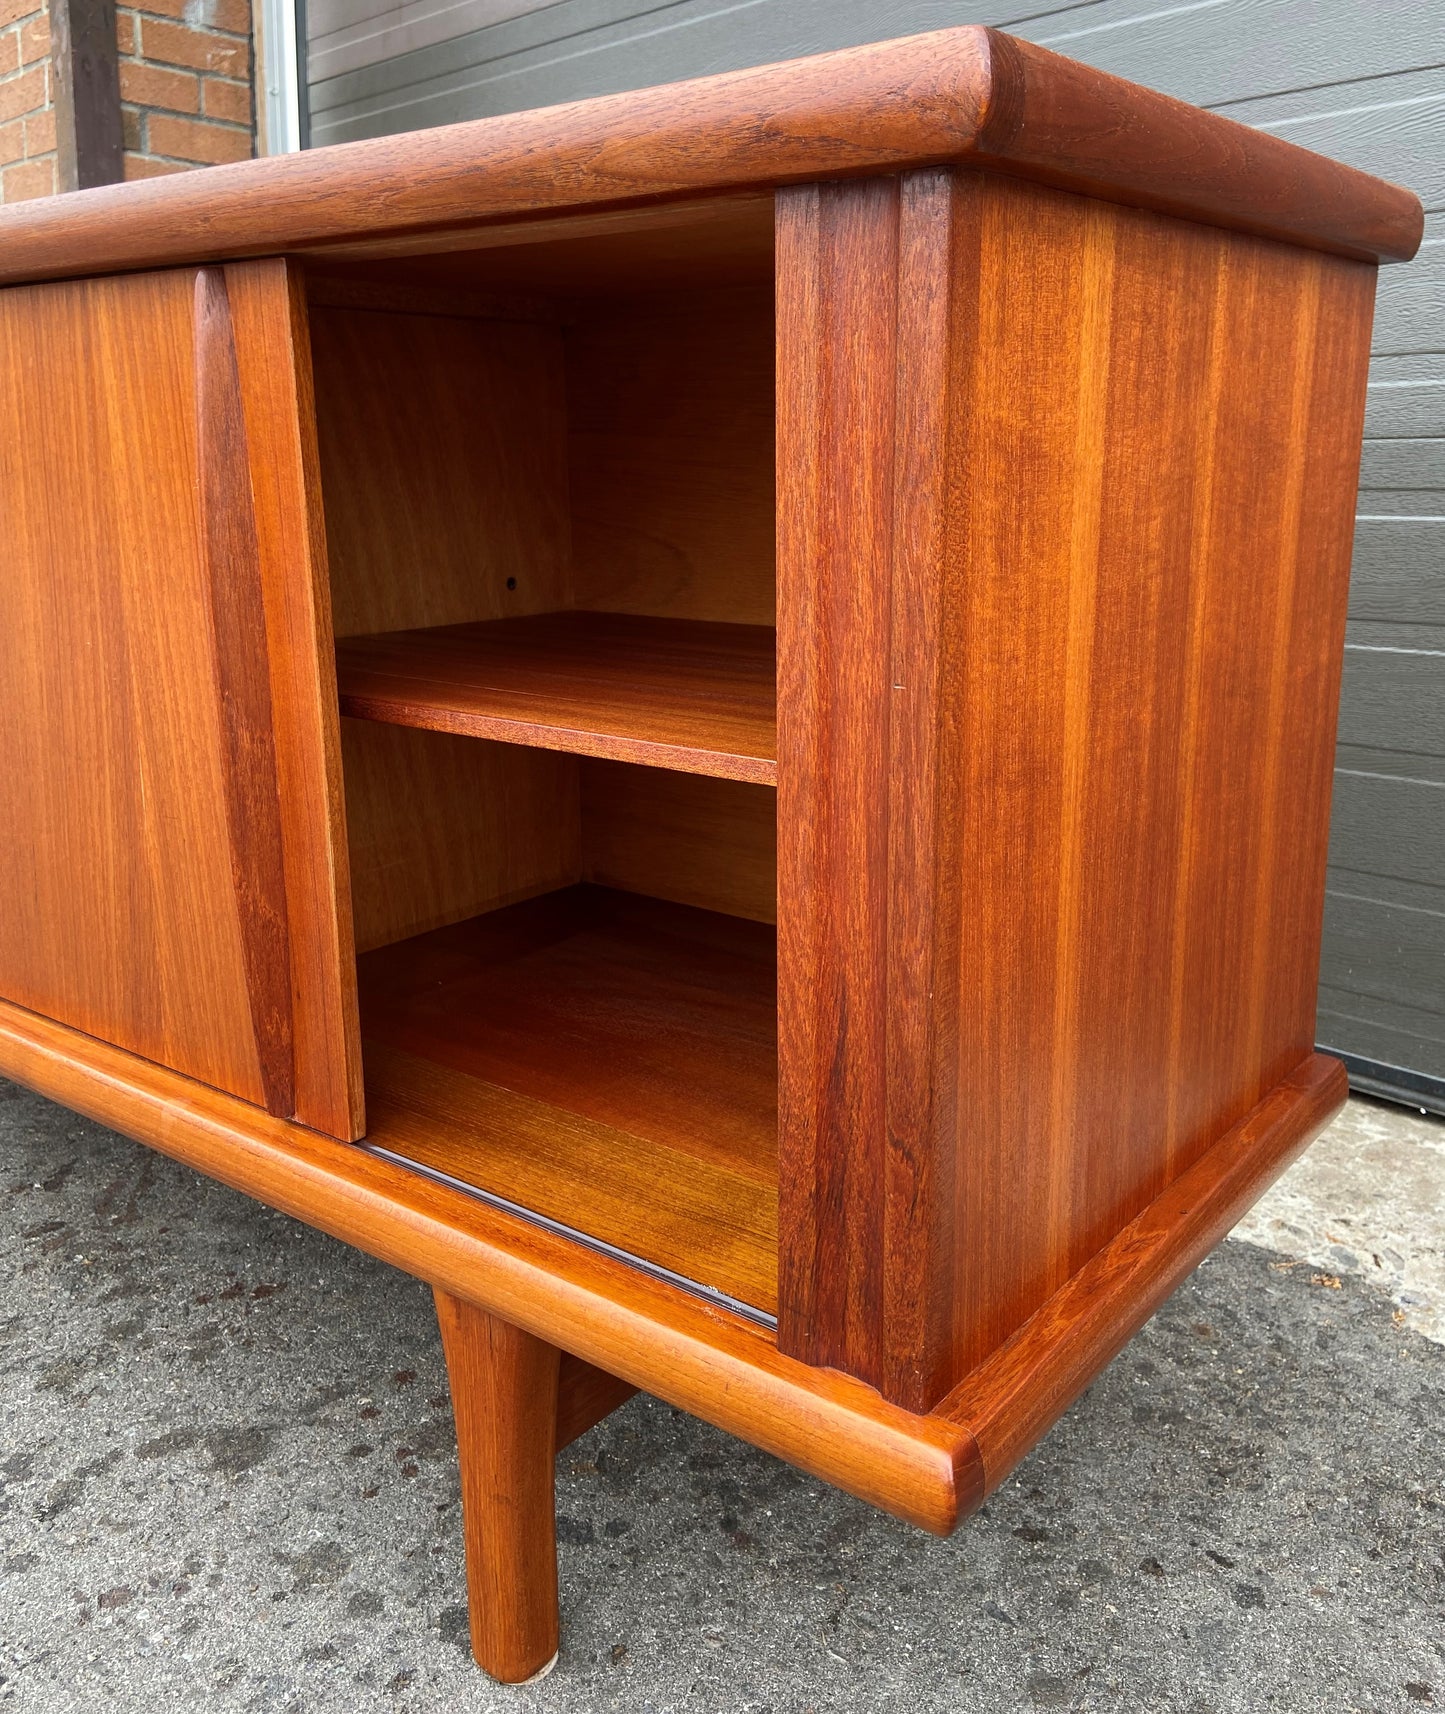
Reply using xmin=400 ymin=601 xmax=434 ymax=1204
xmin=0 ymin=273 xmax=268 ymax=1105
xmin=948 ymin=176 xmax=1376 ymax=1371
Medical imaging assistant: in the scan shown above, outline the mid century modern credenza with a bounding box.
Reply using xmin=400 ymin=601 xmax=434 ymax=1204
xmin=0 ymin=26 xmax=1421 ymax=1682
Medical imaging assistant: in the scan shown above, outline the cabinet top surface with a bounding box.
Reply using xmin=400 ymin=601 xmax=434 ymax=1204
xmin=0 ymin=25 xmax=1421 ymax=284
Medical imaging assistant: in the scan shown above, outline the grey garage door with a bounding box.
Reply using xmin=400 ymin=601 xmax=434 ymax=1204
xmin=307 ymin=0 xmax=1445 ymax=1112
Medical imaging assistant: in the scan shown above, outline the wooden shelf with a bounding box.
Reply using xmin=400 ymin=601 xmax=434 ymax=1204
xmin=358 ymin=885 xmax=779 ymax=1313
xmin=336 ymin=612 xmax=776 ymax=785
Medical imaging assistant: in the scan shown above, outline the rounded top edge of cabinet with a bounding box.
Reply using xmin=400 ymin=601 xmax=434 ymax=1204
xmin=0 ymin=25 xmax=1422 ymax=285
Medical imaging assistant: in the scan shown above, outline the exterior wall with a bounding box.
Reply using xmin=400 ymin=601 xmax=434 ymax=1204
xmin=0 ymin=0 xmax=255 ymax=204
xmin=306 ymin=1 xmax=553 ymax=90
xmin=118 ymin=1 xmax=254 ymax=178
xmin=307 ymin=0 xmax=1445 ymax=1102
xmin=0 ymin=2 xmax=54 ymax=203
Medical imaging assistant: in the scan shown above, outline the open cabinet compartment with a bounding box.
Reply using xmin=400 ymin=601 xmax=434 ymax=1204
xmin=303 ymin=197 xmax=781 ymax=1319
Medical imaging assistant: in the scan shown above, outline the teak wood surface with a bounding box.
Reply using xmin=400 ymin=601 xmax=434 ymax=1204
xmin=358 ymin=887 xmax=779 ymax=1313
xmin=0 ymin=263 xmax=362 ymax=1140
xmin=776 ymin=168 xmax=1376 ymax=1411
xmin=309 ymin=303 xmax=572 ymax=641
xmin=0 ymin=27 xmax=1419 ymax=282
xmin=337 ymin=612 xmax=777 ymax=784
xmin=434 ymin=1290 xmax=561 ymax=1682
xmin=580 ymin=762 xmax=778 ymax=926
xmin=310 ymin=283 xmax=777 ymax=642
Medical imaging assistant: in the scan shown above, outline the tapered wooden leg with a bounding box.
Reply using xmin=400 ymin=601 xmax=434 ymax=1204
xmin=434 ymin=1289 xmax=562 ymax=1683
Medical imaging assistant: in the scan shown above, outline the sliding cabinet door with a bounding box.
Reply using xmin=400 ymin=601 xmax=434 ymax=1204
xmin=0 ymin=261 xmax=362 ymax=1139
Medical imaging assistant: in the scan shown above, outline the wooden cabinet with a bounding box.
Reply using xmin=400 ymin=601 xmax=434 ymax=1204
xmin=0 ymin=26 xmax=1420 ymax=1684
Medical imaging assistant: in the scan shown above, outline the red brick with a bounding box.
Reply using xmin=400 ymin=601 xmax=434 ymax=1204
xmin=23 ymin=101 xmax=51 ymax=153
xmin=0 ymin=28 xmax=18 ymax=78
xmin=0 ymin=1 xmax=44 ymax=30
xmin=124 ymin=151 xmax=186 ymax=180
xmin=133 ymin=0 xmax=251 ymax=32
xmin=0 ymin=114 xmax=21 ymax=165
xmin=137 ymin=18 xmax=247 ymax=78
xmin=120 ymin=104 xmax=142 ymax=150
xmin=17 ymin=9 xmax=44 ymax=63
xmin=147 ymin=111 xmax=250 ymax=165
xmin=0 ymin=63 xmax=46 ymax=121
xmin=119 ymin=58 xmax=200 ymax=113
xmin=201 ymin=75 xmax=250 ymax=127
xmin=116 ymin=9 xmax=137 ymax=55
xmin=3 ymin=151 xmax=54 ymax=201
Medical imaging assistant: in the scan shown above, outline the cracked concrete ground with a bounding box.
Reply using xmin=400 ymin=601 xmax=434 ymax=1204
xmin=1 ymin=1076 xmax=1442 ymax=1713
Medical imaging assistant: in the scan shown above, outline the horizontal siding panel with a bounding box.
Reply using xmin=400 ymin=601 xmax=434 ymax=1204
xmin=1320 ymin=891 xmax=1445 ymax=1019
xmin=309 ymin=1 xmax=1445 ymax=173
xmin=1372 ymin=238 xmax=1443 ymax=356
xmin=1336 ymin=741 xmax=1445 ymax=784
xmin=1338 ymin=644 xmax=1445 ymax=756
xmin=1348 ymin=516 xmax=1445 ymax=624
xmin=1366 ymin=356 xmax=1445 ymax=438
xmin=1352 ymin=489 xmax=1444 ymax=514
xmin=1358 ymin=439 xmax=1445 ymax=489
xmin=309 ymin=0 xmax=984 ymax=137
xmin=1320 ymin=980 xmax=1445 ymax=1040
xmin=309 ymin=0 xmax=687 ymax=135
xmin=1316 ymin=994 xmax=1445 ymax=1079
xmin=1329 ymin=769 xmax=1445 ymax=889
xmin=309 ymin=2 xmax=559 ymax=85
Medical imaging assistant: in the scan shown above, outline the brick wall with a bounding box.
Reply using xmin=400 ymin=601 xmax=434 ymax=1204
xmin=0 ymin=3 xmax=54 ymax=203
xmin=0 ymin=0 xmax=255 ymax=205
xmin=118 ymin=1 xmax=254 ymax=180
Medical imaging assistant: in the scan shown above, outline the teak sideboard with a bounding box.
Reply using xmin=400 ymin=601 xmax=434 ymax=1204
xmin=0 ymin=26 xmax=1421 ymax=1682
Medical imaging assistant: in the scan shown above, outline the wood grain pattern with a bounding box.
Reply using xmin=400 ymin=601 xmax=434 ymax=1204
xmin=221 ymin=259 xmax=365 ymax=1140
xmin=567 ymin=286 xmax=776 ymax=626
xmin=434 ymin=1290 xmax=561 ymax=1682
xmin=945 ymin=177 xmax=1375 ymax=1383
xmin=776 ymin=176 xmax=900 ymax=1395
xmin=0 ymin=28 xmax=1418 ymax=283
xmin=306 ymin=193 xmax=774 ymax=292
xmin=555 ymin=1353 xmax=638 ymax=1450
xmin=337 ymin=613 xmax=776 ymax=784
xmin=0 ymin=994 xmax=976 ymax=1536
xmin=0 ymin=272 xmax=264 ymax=1107
xmin=0 ymin=33 xmax=1398 ymax=1667
xmin=776 ymin=169 xmax=1376 ymax=1409
xmin=305 ymin=271 xmax=571 ymax=325
xmin=194 ymin=268 xmax=297 ymax=1119
xmin=581 ymin=761 xmax=777 ymax=925
xmin=359 ymin=886 xmax=778 ymax=1310
xmin=308 ymin=304 xmax=571 ymax=640
xmin=0 ymin=268 xmax=360 ymax=1136
xmin=937 ymin=1053 xmax=1347 ymax=1491
xmin=341 ymin=722 xmax=579 ymax=954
